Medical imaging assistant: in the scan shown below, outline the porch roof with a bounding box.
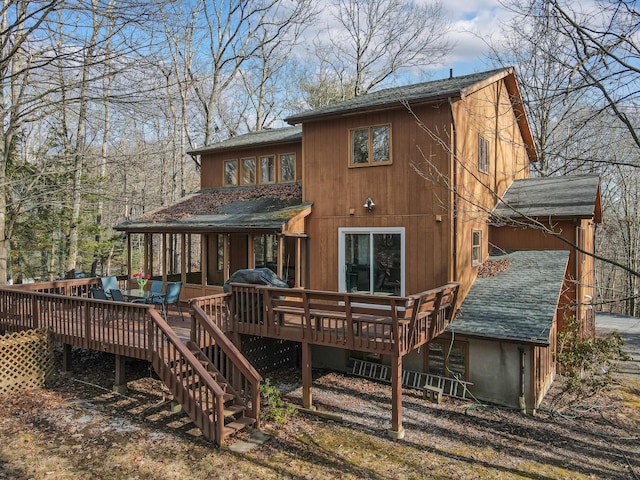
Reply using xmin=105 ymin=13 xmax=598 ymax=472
xmin=492 ymin=175 xmax=602 ymax=223
xmin=449 ymin=249 xmax=570 ymax=346
xmin=114 ymin=183 xmax=312 ymax=234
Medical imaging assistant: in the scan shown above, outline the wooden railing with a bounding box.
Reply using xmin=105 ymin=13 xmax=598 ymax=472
xmin=148 ymin=309 xmax=229 ymax=444
xmin=225 ymin=283 xmax=460 ymax=356
xmin=6 ymin=276 xmax=130 ymax=297
xmin=0 ymin=286 xmax=241 ymax=445
xmin=189 ymin=293 xmax=232 ymax=331
xmin=189 ymin=302 xmax=262 ymax=423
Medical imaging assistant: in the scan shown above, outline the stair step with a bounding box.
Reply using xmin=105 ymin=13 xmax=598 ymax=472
xmin=223 ymin=404 xmax=245 ymax=418
xmin=222 ymin=416 xmax=256 ymax=437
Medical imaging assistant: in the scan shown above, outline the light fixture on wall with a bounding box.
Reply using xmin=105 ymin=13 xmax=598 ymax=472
xmin=363 ymin=197 xmax=375 ymax=212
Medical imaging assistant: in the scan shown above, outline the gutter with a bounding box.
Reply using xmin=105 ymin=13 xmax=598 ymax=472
xmin=449 ymin=97 xmax=458 ymax=283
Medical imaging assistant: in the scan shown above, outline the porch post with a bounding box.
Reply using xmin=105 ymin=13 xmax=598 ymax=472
xmin=113 ymin=354 xmax=127 ymax=394
xmin=62 ymin=344 xmax=72 ymax=372
xmin=301 ymin=341 xmax=313 ymax=409
xmin=388 ymin=353 xmax=405 ymax=439
xmin=162 ymin=233 xmax=168 ymax=280
xmin=295 ymin=237 xmax=302 ymax=288
xmin=248 ymin=234 xmax=255 ymax=269
xmin=181 ymin=234 xmax=187 ymax=284
xmin=223 ymin=234 xmax=230 ymax=282
xmin=201 ymin=234 xmax=207 ymax=287
xmin=127 ymin=234 xmax=132 ymax=279
xmin=277 ymin=235 xmax=284 ymax=279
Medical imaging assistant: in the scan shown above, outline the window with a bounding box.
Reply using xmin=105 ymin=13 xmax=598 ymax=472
xmin=280 ymin=153 xmax=295 ymax=182
xmin=224 ymin=160 xmax=238 ymax=186
xmin=217 ymin=234 xmax=224 ymax=271
xmin=428 ymin=340 xmax=468 ymax=380
xmin=478 ymin=135 xmax=489 ymax=173
xmin=472 ymin=230 xmax=482 ymax=266
xmin=339 ymin=227 xmax=404 ymax=296
xmin=241 ymin=158 xmax=256 ymax=185
xmin=350 ymin=125 xmax=391 ymax=166
xmin=260 ymin=156 xmax=275 ymax=183
xmin=254 ymin=234 xmax=278 ymax=272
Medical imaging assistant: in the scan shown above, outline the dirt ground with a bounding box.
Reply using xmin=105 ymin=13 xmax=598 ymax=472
xmin=0 ymin=347 xmax=638 ymax=480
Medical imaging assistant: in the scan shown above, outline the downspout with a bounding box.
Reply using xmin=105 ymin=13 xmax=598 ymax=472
xmin=519 ymin=346 xmax=527 ymax=413
xmin=448 ymin=97 xmax=458 ymax=283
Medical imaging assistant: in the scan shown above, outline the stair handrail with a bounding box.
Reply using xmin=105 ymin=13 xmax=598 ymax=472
xmin=147 ymin=309 xmax=228 ymax=443
xmin=190 ymin=303 xmax=263 ymax=421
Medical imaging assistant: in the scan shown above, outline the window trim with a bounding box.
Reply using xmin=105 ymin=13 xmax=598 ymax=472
xmin=478 ymin=134 xmax=489 ymax=173
xmin=338 ymin=227 xmax=405 ymax=296
xmin=349 ymin=124 xmax=392 ymax=167
xmin=279 ymin=152 xmax=296 ymax=183
xmin=472 ymin=230 xmax=482 ymax=266
xmin=241 ymin=157 xmax=256 ymax=185
xmin=223 ymin=159 xmax=238 ymax=186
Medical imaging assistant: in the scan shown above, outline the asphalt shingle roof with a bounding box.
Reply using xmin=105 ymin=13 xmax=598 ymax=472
xmin=188 ymin=126 xmax=302 ymax=155
xmin=449 ymin=250 xmax=570 ymax=345
xmin=285 ymin=68 xmax=511 ymax=124
xmin=492 ymin=175 xmax=600 ymax=221
xmin=114 ymin=183 xmax=312 ymax=233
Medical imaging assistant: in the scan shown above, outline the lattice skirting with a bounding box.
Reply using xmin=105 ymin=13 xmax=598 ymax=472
xmin=0 ymin=329 xmax=54 ymax=396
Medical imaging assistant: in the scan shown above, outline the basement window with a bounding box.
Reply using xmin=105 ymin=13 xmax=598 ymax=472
xmin=427 ymin=340 xmax=468 ymax=380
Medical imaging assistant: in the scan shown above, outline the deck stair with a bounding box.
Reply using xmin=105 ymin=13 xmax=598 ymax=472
xmin=170 ymin=340 xmax=256 ymax=438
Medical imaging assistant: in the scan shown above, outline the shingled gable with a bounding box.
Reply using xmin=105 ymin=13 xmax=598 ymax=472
xmin=450 ymin=250 xmax=570 ymax=345
xmin=492 ymin=175 xmax=602 ymax=223
xmin=284 ymin=67 xmax=537 ymax=163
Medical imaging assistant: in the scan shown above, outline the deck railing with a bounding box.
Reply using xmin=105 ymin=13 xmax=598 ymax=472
xmin=225 ymin=283 xmax=460 ymax=356
xmin=189 ymin=292 xmax=232 ymax=331
xmin=5 ymin=276 xmax=130 ymax=297
xmin=189 ymin=302 xmax=262 ymax=423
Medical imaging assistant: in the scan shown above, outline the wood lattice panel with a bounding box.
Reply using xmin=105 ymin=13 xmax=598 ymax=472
xmin=0 ymin=329 xmax=54 ymax=396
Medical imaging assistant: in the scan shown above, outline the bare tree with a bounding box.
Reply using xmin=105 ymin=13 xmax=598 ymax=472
xmin=315 ymin=0 xmax=453 ymax=97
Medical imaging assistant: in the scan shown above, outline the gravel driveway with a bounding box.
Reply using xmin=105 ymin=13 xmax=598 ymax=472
xmin=596 ymin=312 xmax=640 ymax=379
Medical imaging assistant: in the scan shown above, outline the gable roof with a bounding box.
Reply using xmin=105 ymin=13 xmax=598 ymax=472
xmin=285 ymin=68 xmax=511 ymax=124
xmin=188 ymin=126 xmax=302 ymax=155
xmin=114 ymin=183 xmax=311 ymax=234
xmin=492 ymin=175 xmax=602 ymax=222
xmin=450 ymin=249 xmax=570 ymax=346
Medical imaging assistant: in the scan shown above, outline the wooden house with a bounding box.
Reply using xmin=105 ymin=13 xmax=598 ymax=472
xmin=114 ymin=67 xmax=601 ymax=418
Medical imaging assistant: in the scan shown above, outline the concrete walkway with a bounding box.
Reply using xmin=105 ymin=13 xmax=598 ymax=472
xmin=596 ymin=312 xmax=640 ymax=380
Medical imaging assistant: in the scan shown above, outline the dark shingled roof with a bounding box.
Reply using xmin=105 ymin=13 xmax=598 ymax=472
xmin=188 ymin=126 xmax=302 ymax=155
xmin=449 ymin=250 xmax=570 ymax=345
xmin=492 ymin=175 xmax=601 ymax=221
xmin=114 ymin=183 xmax=312 ymax=233
xmin=285 ymin=68 xmax=511 ymax=124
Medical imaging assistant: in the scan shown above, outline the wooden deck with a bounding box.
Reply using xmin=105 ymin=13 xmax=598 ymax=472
xmin=0 ymin=278 xmax=460 ymax=442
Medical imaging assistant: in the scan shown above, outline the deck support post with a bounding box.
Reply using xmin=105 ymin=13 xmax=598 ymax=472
xmin=113 ymin=354 xmax=127 ymax=394
xmin=387 ymin=353 xmax=405 ymax=440
xmin=61 ymin=343 xmax=72 ymax=372
xmin=301 ymin=341 xmax=314 ymax=409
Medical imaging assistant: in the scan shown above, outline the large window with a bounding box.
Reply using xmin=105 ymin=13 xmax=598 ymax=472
xmin=478 ymin=135 xmax=489 ymax=173
xmin=280 ymin=153 xmax=295 ymax=182
xmin=254 ymin=234 xmax=278 ymax=272
xmin=428 ymin=340 xmax=468 ymax=380
xmin=339 ymin=228 xmax=404 ymax=296
xmin=242 ymin=158 xmax=256 ymax=185
xmin=260 ymin=156 xmax=275 ymax=183
xmin=350 ymin=125 xmax=391 ymax=166
xmin=224 ymin=160 xmax=238 ymax=186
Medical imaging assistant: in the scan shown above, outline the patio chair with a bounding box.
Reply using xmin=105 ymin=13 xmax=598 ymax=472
xmin=91 ymin=287 xmax=108 ymax=300
xmin=149 ymin=280 xmax=165 ymax=301
xmin=100 ymin=276 xmax=118 ymax=298
xmin=151 ymin=281 xmax=183 ymax=320
xmin=109 ymin=289 xmax=125 ymax=302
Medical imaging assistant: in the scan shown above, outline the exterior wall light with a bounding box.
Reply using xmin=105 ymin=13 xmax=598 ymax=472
xmin=364 ymin=197 xmax=375 ymax=212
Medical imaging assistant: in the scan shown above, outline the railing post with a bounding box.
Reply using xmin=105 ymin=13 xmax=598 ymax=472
xmin=84 ymin=300 xmax=92 ymax=348
xmin=31 ymin=295 xmax=40 ymax=330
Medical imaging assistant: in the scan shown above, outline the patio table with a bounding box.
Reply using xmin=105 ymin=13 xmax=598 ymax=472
xmin=121 ymin=289 xmax=164 ymax=303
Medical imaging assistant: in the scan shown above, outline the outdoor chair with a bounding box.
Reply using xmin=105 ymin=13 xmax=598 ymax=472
xmin=91 ymin=287 xmax=108 ymax=300
xmin=151 ymin=281 xmax=183 ymax=320
xmin=109 ymin=289 xmax=125 ymax=302
xmin=100 ymin=276 xmax=118 ymax=298
xmin=149 ymin=280 xmax=165 ymax=301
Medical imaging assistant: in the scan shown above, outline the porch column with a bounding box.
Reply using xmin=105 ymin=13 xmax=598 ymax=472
xmin=126 ymin=234 xmax=132 ymax=280
xmin=301 ymin=341 xmax=313 ymax=409
xmin=113 ymin=354 xmax=127 ymax=394
xmin=388 ymin=353 xmax=405 ymax=439
xmin=295 ymin=237 xmax=302 ymax=288
xmin=181 ymin=234 xmax=187 ymax=284
xmin=62 ymin=344 xmax=72 ymax=372
xmin=248 ymin=234 xmax=255 ymax=269
xmin=223 ymin=234 xmax=230 ymax=282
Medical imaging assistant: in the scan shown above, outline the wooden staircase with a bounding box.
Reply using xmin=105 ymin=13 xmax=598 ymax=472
xmin=183 ymin=341 xmax=256 ymax=437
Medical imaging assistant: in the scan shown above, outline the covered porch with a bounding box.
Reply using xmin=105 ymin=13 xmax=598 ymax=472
xmin=115 ymin=184 xmax=312 ymax=300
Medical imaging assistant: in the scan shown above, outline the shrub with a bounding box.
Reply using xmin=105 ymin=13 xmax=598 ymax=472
xmin=260 ymin=378 xmax=295 ymax=424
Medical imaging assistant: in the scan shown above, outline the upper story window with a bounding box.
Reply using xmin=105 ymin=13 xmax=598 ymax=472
xmin=242 ymin=158 xmax=256 ymax=185
xmin=224 ymin=160 xmax=238 ymax=186
xmin=472 ymin=230 xmax=482 ymax=266
xmin=478 ymin=135 xmax=489 ymax=173
xmin=260 ymin=155 xmax=275 ymax=183
xmin=350 ymin=125 xmax=391 ymax=166
xmin=280 ymin=153 xmax=295 ymax=182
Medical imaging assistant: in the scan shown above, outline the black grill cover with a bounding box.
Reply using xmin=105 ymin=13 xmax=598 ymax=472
xmin=223 ymin=268 xmax=289 ymax=293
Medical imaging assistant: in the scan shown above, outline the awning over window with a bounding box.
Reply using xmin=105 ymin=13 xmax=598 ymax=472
xmin=115 ymin=183 xmax=312 ymax=235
